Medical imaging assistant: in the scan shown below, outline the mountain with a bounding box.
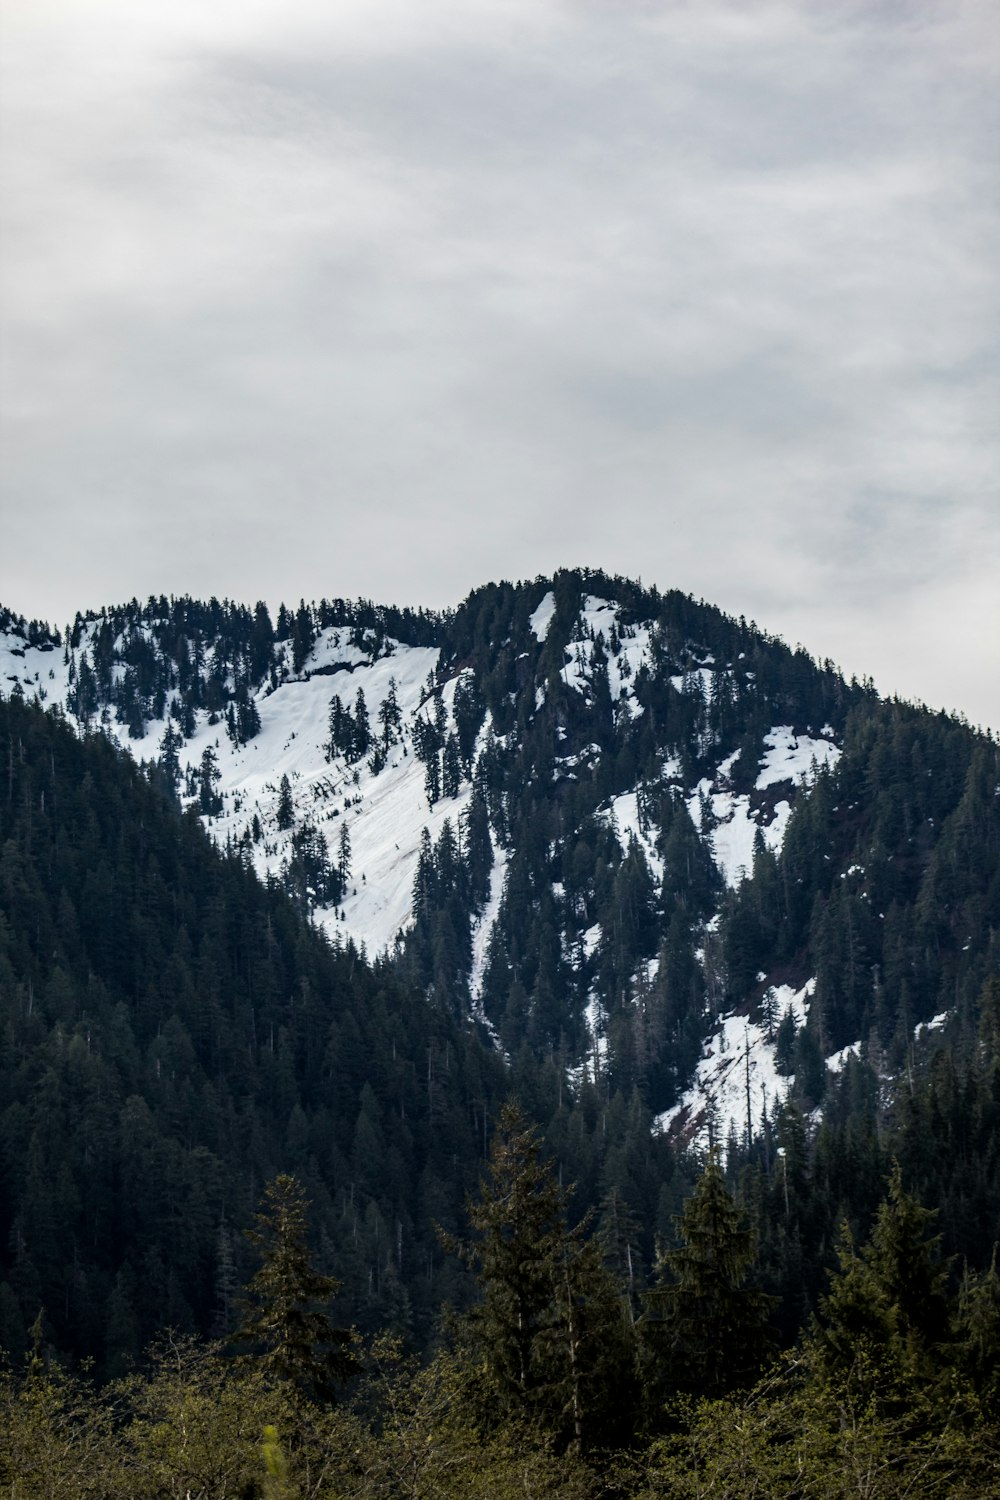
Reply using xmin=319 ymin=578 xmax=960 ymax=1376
xmin=3 ymin=571 xmax=995 ymax=1129
xmin=0 ymin=689 xmax=519 ymax=1371
xmin=1 ymin=569 xmax=998 ymax=1367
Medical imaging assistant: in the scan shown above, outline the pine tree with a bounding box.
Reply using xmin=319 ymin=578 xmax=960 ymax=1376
xmin=157 ymin=723 xmax=182 ymax=801
xmin=641 ymin=1148 xmax=773 ymax=1403
xmin=442 ymin=734 xmax=462 ymax=799
xmin=327 ymin=694 xmax=350 ymax=761
xmin=291 ymin=601 xmax=315 ymax=675
xmin=197 ymin=746 xmax=223 ymax=816
xmin=424 ymin=753 xmax=441 ymax=808
xmin=377 ymin=676 xmax=402 ymax=749
xmin=337 ymin=821 xmax=351 ymax=891
xmin=957 ymin=1249 xmax=1000 ymax=1416
xmin=813 ymin=1163 xmax=953 ymax=1392
xmin=352 ymin=688 xmax=371 ymax=760
xmin=452 ymin=1101 xmax=638 ymax=1452
xmin=276 ymin=774 xmax=294 ymax=831
xmin=463 ymin=780 xmax=493 ymax=908
xmin=235 ymin=1175 xmax=356 ymax=1403
xmin=249 ymin=600 xmax=275 ymax=682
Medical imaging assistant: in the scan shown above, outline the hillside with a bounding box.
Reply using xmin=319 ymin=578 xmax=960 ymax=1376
xmin=3 ymin=569 xmax=995 ymax=1140
xmin=2 ymin=569 xmax=998 ymax=1372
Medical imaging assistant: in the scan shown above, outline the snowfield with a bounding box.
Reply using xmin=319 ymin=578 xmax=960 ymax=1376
xmin=688 ymin=726 xmax=840 ymax=887
xmin=656 ymin=981 xmax=815 ymax=1146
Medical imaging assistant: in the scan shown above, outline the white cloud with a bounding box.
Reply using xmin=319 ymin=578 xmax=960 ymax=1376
xmin=1 ymin=0 xmax=996 ymax=726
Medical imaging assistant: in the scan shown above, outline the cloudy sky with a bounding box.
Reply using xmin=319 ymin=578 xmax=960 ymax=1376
xmin=1 ymin=0 xmax=997 ymax=726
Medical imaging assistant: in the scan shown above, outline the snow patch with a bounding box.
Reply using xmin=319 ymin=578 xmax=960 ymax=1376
xmin=470 ymin=849 xmax=508 ymax=1004
xmin=827 ymin=1041 xmax=860 ymax=1073
xmin=529 ymin=592 xmax=556 ymax=641
xmin=582 ymin=923 xmax=602 ymax=959
xmin=655 ymin=980 xmax=815 ymax=1145
xmin=602 ymin=791 xmax=664 ymax=881
xmin=916 ymin=1010 xmax=951 ymax=1036
xmin=756 ymin=726 xmax=840 ymax=789
xmin=689 ymin=726 xmax=841 ymax=887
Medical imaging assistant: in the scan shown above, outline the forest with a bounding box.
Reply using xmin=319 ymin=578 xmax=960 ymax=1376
xmin=1 ymin=570 xmax=999 ymax=1495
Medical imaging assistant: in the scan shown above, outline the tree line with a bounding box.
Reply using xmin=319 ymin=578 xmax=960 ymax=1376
xmin=4 ymin=1110 xmax=997 ymax=1497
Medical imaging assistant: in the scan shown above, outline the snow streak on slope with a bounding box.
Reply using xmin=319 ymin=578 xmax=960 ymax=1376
xmin=0 ymin=636 xmax=74 ymax=714
xmin=757 ymin=725 xmax=840 ymax=788
xmin=0 ymin=621 xmax=478 ymax=958
xmin=559 ymin=596 xmax=652 ymax=715
xmin=601 ymin=791 xmax=665 ymax=881
xmin=529 ymin=592 xmax=556 ymax=641
xmin=656 ymin=981 xmax=814 ymax=1146
xmin=691 ymin=727 xmax=840 ymax=887
xmin=470 ymin=847 xmax=508 ymax=1005
xmin=188 ymin=634 xmax=475 ymax=955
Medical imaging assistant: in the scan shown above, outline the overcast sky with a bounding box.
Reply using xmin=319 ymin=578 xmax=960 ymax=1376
xmin=1 ymin=0 xmax=997 ymax=727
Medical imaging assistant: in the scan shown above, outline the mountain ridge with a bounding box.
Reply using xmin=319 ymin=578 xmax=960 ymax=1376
xmin=1 ymin=566 xmax=997 ymax=1375
xmin=3 ymin=567 xmax=995 ymax=1156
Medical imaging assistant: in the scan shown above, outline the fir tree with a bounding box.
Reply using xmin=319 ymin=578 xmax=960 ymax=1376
xmin=235 ymin=1175 xmax=357 ymax=1403
xmin=291 ymin=601 xmax=315 ymax=675
xmin=352 ymin=687 xmax=371 ymax=760
xmin=425 ymin=753 xmax=441 ymax=808
xmin=337 ymin=821 xmax=352 ymax=890
xmin=198 ymin=746 xmax=223 ymax=816
xmin=276 ymin=773 xmax=294 ymax=831
xmin=377 ymin=676 xmax=402 ymax=749
xmin=642 ymin=1148 xmax=773 ymax=1403
xmin=158 ymin=723 xmax=182 ymax=802
xmin=442 ymin=734 xmax=462 ymax=799
xmin=453 ymin=1101 xmax=638 ymax=1452
xmin=813 ymin=1163 xmax=953 ymax=1392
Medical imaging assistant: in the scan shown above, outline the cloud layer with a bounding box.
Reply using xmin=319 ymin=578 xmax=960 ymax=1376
xmin=1 ymin=0 xmax=997 ymax=725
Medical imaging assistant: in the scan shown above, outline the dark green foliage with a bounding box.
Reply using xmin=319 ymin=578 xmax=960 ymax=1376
xmin=642 ymin=1148 xmax=773 ymax=1404
xmin=454 ymin=1101 xmax=639 ymax=1452
xmin=812 ymin=1163 xmax=953 ymax=1392
xmin=2 ymin=567 xmax=998 ymax=1428
xmin=0 ymin=695 xmax=506 ymax=1369
xmin=236 ymin=1174 xmax=357 ymax=1402
xmin=276 ymin=771 xmax=294 ymax=829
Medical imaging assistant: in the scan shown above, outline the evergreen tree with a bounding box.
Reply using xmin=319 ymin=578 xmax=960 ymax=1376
xmin=249 ymin=600 xmax=275 ymax=682
xmin=442 ymin=734 xmax=462 ymax=799
xmin=641 ymin=1148 xmax=773 ymax=1404
xmin=327 ymin=694 xmax=351 ymax=761
xmin=337 ymin=821 xmax=352 ymax=890
xmin=291 ymin=601 xmax=315 ymax=675
xmin=812 ymin=1164 xmax=953 ymax=1393
xmin=425 ymin=753 xmax=441 ymax=808
xmin=235 ymin=1175 xmax=357 ymax=1403
xmin=197 ymin=746 xmax=223 ymax=816
xmin=276 ymin=773 xmax=294 ymax=831
xmin=157 ymin=723 xmax=182 ymax=802
xmin=377 ymin=676 xmax=402 ymax=749
xmin=463 ymin=781 xmax=494 ymax=909
xmin=352 ymin=688 xmax=371 ymax=760
xmin=453 ymin=1101 xmax=638 ymax=1452
xmin=956 ymin=1249 xmax=1000 ymax=1417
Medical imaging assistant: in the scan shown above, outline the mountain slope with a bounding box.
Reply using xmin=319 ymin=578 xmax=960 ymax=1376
xmin=0 ymin=692 xmax=507 ymax=1369
xmin=2 ymin=569 xmax=996 ymax=1149
xmin=2 ymin=572 xmax=998 ymax=1374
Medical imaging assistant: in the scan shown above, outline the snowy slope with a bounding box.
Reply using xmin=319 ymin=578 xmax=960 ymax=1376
xmin=0 ymin=619 xmax=472 ymax=956
xmin=656 ymin=981 xmax=814 ymax=1146
xmin=688 ymin=727 xmax=840 ymax=887
xmin=0 ymin=594 xmax=841 ymax=968
xmin=1 ymin=580 xmax=852 ymax=1133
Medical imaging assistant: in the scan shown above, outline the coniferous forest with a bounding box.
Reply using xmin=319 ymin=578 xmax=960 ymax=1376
xmin=1 ymin=572 xmax=999 ymax=1497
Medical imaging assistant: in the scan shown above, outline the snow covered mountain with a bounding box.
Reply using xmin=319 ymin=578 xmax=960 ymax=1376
xmin=3 ymin=571 xmax=993 ymax=1149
